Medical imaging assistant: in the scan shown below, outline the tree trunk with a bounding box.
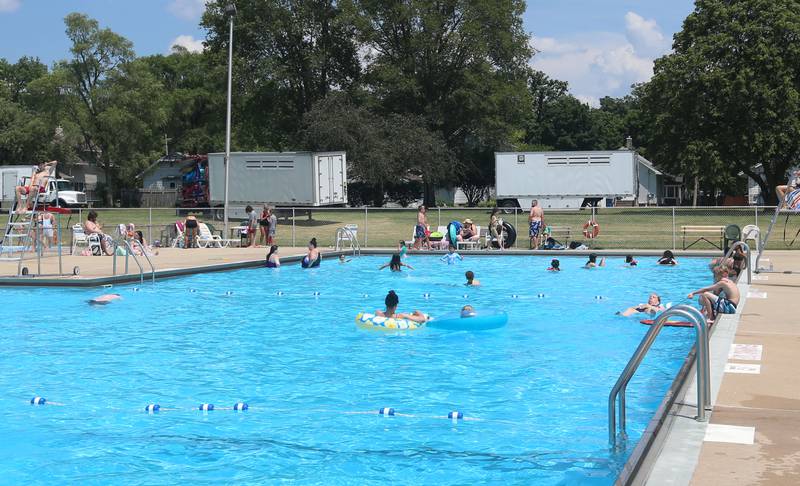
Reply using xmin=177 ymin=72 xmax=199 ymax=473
xmin=423 ymin=181 xmax=436 ymax=208
xmin=692 ymin=176 xmax=699 ymax=207
xmin=104 ymin=162 xmax=114 ymax=207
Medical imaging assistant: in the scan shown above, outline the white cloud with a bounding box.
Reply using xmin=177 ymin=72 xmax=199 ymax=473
xmin=624 ymin=12 xmax=670 ymax=58
xmin=169 ymin=35 xmax=205 ymax=53
xmin=531 ymin=12 xmax=671 ymax=107
xmin=167 ymin=0 xmax=208 ymax=21
xmin=0 ymin=0 xmax=21 ymax=13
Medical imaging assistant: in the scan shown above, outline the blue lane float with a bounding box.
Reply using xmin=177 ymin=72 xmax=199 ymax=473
xmin=427 ymin=309 xmax=508 ymax=331
xmin=30 ymin=396 xmax=46 ymax=405
xmin=145 ymin=404 xmax=160 ymax=413
xmin=448 ymin=411 xmax=464 ymax=420
xmin=199 ymin=403 xmax=214 ymax=411
xmin=378 ymin=407 xmax=395 ymax=416
xmin=233 ymin=402 xmax=249 ymax=411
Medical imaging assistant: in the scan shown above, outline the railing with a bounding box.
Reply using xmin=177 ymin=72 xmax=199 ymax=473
xmin=608 ymin=304 xmax=710 ymax=448
xmin=335 ymin=226 xmax=361 ymax=256
xmin=723 ymin=241 xmax=751 ymax=284
xmin=112 ymin=237 xmax=156 ymax=284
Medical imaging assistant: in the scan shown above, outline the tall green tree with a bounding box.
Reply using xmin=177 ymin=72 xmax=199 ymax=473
xmin=350 ymin=0 xmax=532 ymax=205
xmin=640 ymin=0 xmax=800 ymax=204
xmin=57 ymin=13 xmax=166 ymax=204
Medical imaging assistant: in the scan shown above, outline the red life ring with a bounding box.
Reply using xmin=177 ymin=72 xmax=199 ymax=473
xmin=582 ymin=220 xmax=600 ymax=239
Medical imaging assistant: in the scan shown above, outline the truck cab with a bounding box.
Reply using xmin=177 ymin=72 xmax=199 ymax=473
xmin=40 ymin=179 xmax=88 ymax=208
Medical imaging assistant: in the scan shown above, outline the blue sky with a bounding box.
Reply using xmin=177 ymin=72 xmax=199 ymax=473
xmin=0 ymin=0 xmax=695 ymax=105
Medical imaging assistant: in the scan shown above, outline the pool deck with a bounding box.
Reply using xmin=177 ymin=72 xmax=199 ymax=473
xmin=688 ymin=251 xmax=800 ymax=485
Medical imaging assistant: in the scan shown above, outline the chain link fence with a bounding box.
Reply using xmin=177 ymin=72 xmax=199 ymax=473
xmin=5 ymin=205 xmax=798 ymax=252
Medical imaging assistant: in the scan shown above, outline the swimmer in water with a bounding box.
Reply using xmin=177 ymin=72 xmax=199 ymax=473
xmin=375 ymin=290 xmax=428 ymax=322
xmin=460 ymin=304 xmax=476 ymax=317
xmin=547 ymin=259 xmax=560 ymax=271
xmin=625 ymin=255 xmax=638 ymax=266
xmin=618 ymin=293 xmax=665 ymax=316
xmin=88 ymin=293 xmax=122 ymax=305
xmin=464 ymin=270 xmax=480 ymax=286
xmin=379 ymin=253 xmax=413 ymax=271
xmin=441 ymin=245 xmax=463 ymax=265
xmin=338 ymin=254 xmax=351 ymax=264
xmin=585 ymin=253 xmax=605 ymax=268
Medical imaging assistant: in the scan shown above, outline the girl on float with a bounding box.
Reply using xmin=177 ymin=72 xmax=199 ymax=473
xmin=379 ymin=253 xmax=414 ymax=272
xmin=302 ymin=238 xmax=321 ymax=268
xmin=266 ymin=245 xmax=281 ymax=268
xmin=375 ymin=290 xmax=428 ymax=323
xmin=657 ymin=250 xmax=678 ymax=265
xmin=617 ymin=293 xmax=665 ymax=316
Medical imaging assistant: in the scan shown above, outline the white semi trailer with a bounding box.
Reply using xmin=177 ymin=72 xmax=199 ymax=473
xmin=205 ymin=151 xmax=347 ymax=219
xmin=495 ymin=150 xmax=662 ymax=209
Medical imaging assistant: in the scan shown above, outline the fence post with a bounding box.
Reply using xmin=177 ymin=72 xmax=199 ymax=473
xmin=514 ymin=209 xmax=518 ymax=249
xmin=291 ymin=208 xmax=296 ymax=247
xmin=364 ymin=207 xmax=369 ymax=247
xmin=754 ymin=205 xmax=758 ymax=229
xmin=672 ymin=207 xmax=676 ymax=251
xmin=148 ymin=207 xmax=152 ymax=247
xmin=438 ymin=207 xmax=441 ymax=228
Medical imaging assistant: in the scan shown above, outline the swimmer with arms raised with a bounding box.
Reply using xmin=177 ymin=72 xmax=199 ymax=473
xmin=88 ymin=294 xmax=122 ymax=305
xmin=379 ymin=253 xmax=413 ymax=271
xmin=375 ymin=290 xmax=428 ymax=323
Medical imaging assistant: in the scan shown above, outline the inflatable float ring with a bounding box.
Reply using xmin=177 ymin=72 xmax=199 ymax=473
xmin=355 ymin=312 xmax=429 ymax=331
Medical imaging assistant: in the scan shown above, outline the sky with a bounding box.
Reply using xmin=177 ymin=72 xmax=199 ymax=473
xmin=0 ymin=0 xmax=696 ymax=106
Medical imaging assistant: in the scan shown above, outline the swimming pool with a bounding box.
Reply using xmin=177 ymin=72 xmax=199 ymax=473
xmin=0 ymin=255 xmax=710 ymax=485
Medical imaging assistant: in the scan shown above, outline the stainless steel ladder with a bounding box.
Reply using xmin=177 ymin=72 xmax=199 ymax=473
xmin=755 ymin=175 xmax=798 ymax=272
xmin=0 ymin=173 xmax=51 ymax=275
xmin=335 ymin=226 xmax=361 ymax=256
xmin=112 ymin=237 xmax=156 ymax=284
xmin=608 ymin=304 xmax=710 ymax=448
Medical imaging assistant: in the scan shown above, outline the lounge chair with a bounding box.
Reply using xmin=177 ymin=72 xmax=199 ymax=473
xmin=171 ymin=221 xmax=185 ymax=248
xmin=196 ymin=222 xmax=237 ymax=248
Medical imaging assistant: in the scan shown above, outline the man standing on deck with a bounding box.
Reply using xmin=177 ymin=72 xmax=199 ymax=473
xmin=529 ymin=199 xmax=544 ymax=249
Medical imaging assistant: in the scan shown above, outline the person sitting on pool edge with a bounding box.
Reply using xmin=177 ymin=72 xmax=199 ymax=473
xmin=379 ymin=253 xmax=413 ymax=272
xmin=465 ymin=270 xmax=480 ymax=286
xmin=618 ymin=293 xmax=665 ymax=316
xmin=585 ymin=253 xmax=605 ymax=268
xmin=688 ymin=264 xmax=740 ymax=322
xmin=625 ymin=255 xmax=638 ymax=266
xmin=657 ymin=250 xmax=677 ymax=265
xmin=547 ymin=259 xmax=560 ymax=271
xmin=375 ymin=290 xmax=428 ymax=323
xmin=266 ymin=245 xmax=281 ymax=268
xmin=302 ymin=238 xmax=321 ymax=268
xmin=441 ymin=244 xmax=463 ymax=265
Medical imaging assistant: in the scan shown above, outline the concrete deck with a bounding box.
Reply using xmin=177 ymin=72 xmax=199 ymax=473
xmin=688 ymin=251 xmax=800 ymax=485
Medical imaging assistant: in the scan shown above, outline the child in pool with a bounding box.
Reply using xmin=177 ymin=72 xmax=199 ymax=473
xmin=379 ymin=253 xmax=413 ymax=272
xmin=398 ymin=240 xmax=408 ymax=259
xmin=547 ymin=259 xmax=560 ymax=271
xmin=441 ymin=245 xmax=463 ymax=265
xmin=375 ymin=290 xmax=428 ymax=322
xmin=266 ymin=245 xmax=281 ymax=267
xmin=465 ymin=270 xmax=480 ymax=286
xmin=657 ymin=250 xmax=677 ymax=265
xmin=625 ymin=255 xmax=638 ymax=266
xmin=585 ymin=253 xmax=605 ymax=268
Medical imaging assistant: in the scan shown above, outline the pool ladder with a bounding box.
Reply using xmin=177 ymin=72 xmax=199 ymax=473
xmin=112 ymin=236 xmax=156 ymax=284
xmin=608 ymin=305 xmax=710 ymax=448
xmin=335 ymin=225 xmax=361 ymax=256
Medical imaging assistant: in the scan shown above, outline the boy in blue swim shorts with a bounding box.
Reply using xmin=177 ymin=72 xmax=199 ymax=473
xmin=528 ymin=199 xmax=544 ymax=249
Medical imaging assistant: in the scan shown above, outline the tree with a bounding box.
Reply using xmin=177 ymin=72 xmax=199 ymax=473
xmin=57 ymin=13 xmax=166 ymax=204
xmin=640 ymin=0 xmax=800 ymax=204
xmin=351 ymin=0 xmax=532 ymax=206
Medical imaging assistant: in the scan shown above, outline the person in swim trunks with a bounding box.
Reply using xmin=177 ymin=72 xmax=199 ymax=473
xmin=687 ymin=264 xmax=740 ymax=322
xmin=15 ymin=160 xmax=57 ymax=213
xmin=528 ymin=199 xmax=544 ymax=249
xmin=414 ymin=205 xmax=430 ymax=250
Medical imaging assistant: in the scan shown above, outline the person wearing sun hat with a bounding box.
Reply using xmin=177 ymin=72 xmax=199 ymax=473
xmin=459 ymin=218 xmax=479 ymax=242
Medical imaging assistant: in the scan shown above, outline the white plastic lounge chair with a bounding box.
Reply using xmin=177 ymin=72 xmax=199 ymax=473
xmin=196 ymin=222 xmax=236 ymax=248
xmin=741 ymin=224 xmax=761 ymax=253
xmin=457 ymin=225 xmax=481 ymax=250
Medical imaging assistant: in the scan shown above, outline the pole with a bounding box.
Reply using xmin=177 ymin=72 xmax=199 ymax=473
xmin=364 ymin=207 xmax=369 ymax=247
xmin=672 ymin=207 xmax=676 ymax=250
xmin=148 ymin=207 xmax=153 ymax=247
xmin=223 ymin=7 xmax=235 ymax=238
xmin=291 ymin=208 xmax=296 ymax=247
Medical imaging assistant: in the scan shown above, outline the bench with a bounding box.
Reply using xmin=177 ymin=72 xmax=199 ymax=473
xmin=681 ymin=225 xmax=724 ymax=250
xmin=542 ymin=225 xmax=572 ymax=248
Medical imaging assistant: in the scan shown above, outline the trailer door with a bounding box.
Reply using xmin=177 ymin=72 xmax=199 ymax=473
xmin=331 ymin=154 xmax=344 ymax=203
xmin=317 ymin=155 xmax=332 ymax=204
xmin=2 ymin=172 xmax=18 ymax=202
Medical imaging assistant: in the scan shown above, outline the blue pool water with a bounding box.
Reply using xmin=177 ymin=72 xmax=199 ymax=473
xmin=0 ymin=255 xmax=711 ymax=485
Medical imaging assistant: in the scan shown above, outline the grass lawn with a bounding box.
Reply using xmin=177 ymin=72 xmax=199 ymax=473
xmin=13 ymin=206 xmax=797 ymax=252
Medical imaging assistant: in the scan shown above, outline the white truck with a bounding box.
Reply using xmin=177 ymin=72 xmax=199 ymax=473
xmin=0 ymin=165 xmax=87 ymax=209
xmin=204 ymin=151 xmax=347 ymax=219
xmin=494 ymin=150 xmax=662 ymax=209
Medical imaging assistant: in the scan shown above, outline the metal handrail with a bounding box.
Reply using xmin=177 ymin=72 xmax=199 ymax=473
xmin=609 ymin=304 xmax=710 ymax=448
xmin=723 ymin=241 xmax=751 ymax=284
xmin=112 ymin=237 xmax=156 ymax=284
xmin=335 ymin=226 xmax=361 ymax=256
